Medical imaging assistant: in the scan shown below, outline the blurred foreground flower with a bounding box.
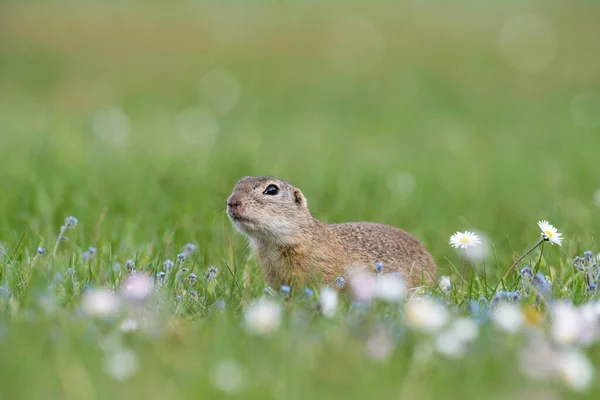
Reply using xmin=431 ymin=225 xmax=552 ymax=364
xmin=244 ymin=297 xmax=282 ymax=335
xmin=366 ymin=327 xmax=395 ymax=361
xmin=434 ymin=317 xmax=478 ymax=359
xmin=374 ymin=273 xmax=406 ymax=302
xmin=104 ymin=348 xmax=139 ymax=381
xmin=551 ymin=302 xmax=598 ymax=346
xmin=349 ymin=271 xmax=406 ymax=303
xmin=81 ymin=289 xmax=120 ymax=318
xmin=556 ymin=350 xmax=594 ymax=392
xmin=319 ymin=287 xmax=338 ymax=317
xmin=121 ymin=273 xmax=154 ymax=301
xmin=406 ymin=299 xmax=449 ymax=333
xmin=119 ymin=318 xmax=138 ymax=333
xmin=210 ymin=359 xmax=247 ymax=395
xmin=493 ymin=303 xmax=523 ymax=333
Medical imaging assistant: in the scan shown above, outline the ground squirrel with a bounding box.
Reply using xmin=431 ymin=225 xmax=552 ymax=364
xmin=227 ymin=176 xmax=437 ymax=289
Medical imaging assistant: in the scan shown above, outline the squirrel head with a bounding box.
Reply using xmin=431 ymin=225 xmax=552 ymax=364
xmin=227 ymin=176 xmax=312 ymax=242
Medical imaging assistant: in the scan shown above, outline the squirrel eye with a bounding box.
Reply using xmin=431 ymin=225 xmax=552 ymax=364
xmin=263 ymin=184 xmax=279 ymax=195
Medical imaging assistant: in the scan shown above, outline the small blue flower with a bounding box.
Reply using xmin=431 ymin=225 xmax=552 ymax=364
xmin=37 ymin=246 xmax=45 ymax=255
xmin=177 ymin=253 xmax=186 ymax=264
xmin=206 ymin=266 xmax=219 ymax=282
xmin=335 ymin=276 xmax=346 ymax=289
xmin=585 ymin=271 xmax=597 ymax=293
xmin=592 ymin=264 xmax=600 ymax=280
xmin=492 ymin=290 xmax=521 ymax=305
xmin=0 ymin=286 xmax=11 ymax=299
xmin=125 ymin=259 xmax=135 ymax=271
xmin=587 ymin=281 xmax=597 ymax=293
xmin=584 ymin=250 xmax=594 ymax=263
xmin=520 ymin=266 xmax=533 ymax=281
xmin=64 ymin=216 xmax=78 ymax=228
xmin=375 ymin=261 xmax=384 ymax=274
xmin=183 ymin=243 xmax=197 ymax=255
xmin=468 ymin=299 xmax=491 ymax=323
xmin=281 ymin=285 xmax=291 ymax=294
xmin=82 ymin=247 xmax=96 ymax=261
xmin=188 ymin=273 xmax=197 ymax=285
xmin=215 ymin=299 xmax=226 ymax=310
xmin=573 ymin=256 xmax=586 ymax=272
xmin=164 ymin=259 xmax=174 ymax=272
xmin=189 ymin=290 xmax=199 ymax=298
xmin=66 ymin=268 xmax=75 ymax=277
xmin=304 ymin=288 xmax=314 ymax=298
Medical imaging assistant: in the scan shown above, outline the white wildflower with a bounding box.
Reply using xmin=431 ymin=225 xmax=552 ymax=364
xmin=537 ymin=220 xmax=563 ymax=246
xmin=348 ymin=270 xmax=376 ymax=302
xmin=81 ymin=289 xmax=120 ymax=318
xmin=373 ymin=273 xmax=406 ymax=302
xmin=493 ymin=303 xmax=524 ymax=333
xmin=121 ymin=273 xmax=154 ymax=301
xmin=556 ymin=350 xmax=594 ymax=392
xmin=551 ymin=302 xmax=582 ymax=345
xmin=104 ymin=348 xmax=139 ymax=381
xmin=435 ymin=331 xmax=466 ymax=359
xmin=244 ymin=297 xmax=282 ymax=335
xmin=319 ymin=287 xmax=338 ymax=318
xmin=449 ymin=231 xmax=481 ymax=249
xmin=449 ymin=317 xmax=479 ymax=342
xmin=406 ymin=299 xmax=449 ymax=333
xmin=119 ymin=318 xmax=139 ymax=333
xmin=438 ymin=276 xmax=452 ymax=294
xmin=210 ymin=359 xmax=247 ymax=394
xmin=366 ymin=328 xmax=395 ymax=362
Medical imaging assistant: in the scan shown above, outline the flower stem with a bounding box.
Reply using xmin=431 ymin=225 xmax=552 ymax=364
xmin=502 ymin=237 xmax=545 ymax=281
xmin=52 ymin=225 xmax=66 ymax=257
xmin=462 ymin=249 xmax=467 ymax=288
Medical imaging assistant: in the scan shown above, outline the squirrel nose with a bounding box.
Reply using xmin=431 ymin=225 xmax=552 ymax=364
xmin=227 ymin=195 xmax=242 ymax=210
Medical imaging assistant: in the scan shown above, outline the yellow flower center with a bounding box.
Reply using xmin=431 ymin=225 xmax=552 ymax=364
xmin=460 ymin=237 xmax=470 ymax=244
xmin=545 ymin=230 xmax=553 ymax=238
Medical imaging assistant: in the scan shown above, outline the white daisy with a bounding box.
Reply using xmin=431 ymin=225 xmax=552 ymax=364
xmin=449 ymin=231 xmax=481 ymax=249
xmin=537 ymin=220 xmax=563 ymax=246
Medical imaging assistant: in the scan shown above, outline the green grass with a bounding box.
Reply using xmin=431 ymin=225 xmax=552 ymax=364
xmin=1 ymin=1 xmax=600 ymax=399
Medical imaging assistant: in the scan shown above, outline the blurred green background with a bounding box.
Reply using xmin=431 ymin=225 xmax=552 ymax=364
xmin=1 ymin=1 xmax=600 ymax=398
xmin=2 ymin=1 xmax=600 ymax=258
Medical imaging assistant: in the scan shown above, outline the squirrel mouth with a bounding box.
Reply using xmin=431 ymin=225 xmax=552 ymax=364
xmin=227 ymin=209 xmax=251 ymax=223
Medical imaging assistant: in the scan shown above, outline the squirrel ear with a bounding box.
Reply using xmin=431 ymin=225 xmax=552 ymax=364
xmin=293 ymin=189 xmax=307 ymax=208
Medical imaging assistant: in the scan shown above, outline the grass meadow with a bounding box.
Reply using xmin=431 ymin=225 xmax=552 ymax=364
xmin=1 ymin=1 xmax=600 ymax=399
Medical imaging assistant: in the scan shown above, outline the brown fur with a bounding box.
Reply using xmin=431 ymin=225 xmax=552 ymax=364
xmin=226 ymin=176 xmax=437 ymax=288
